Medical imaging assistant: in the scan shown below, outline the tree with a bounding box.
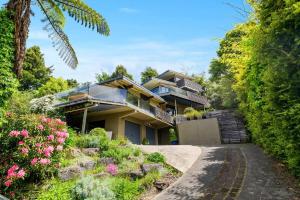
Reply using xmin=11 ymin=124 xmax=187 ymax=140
xmin=6 ymin=0 xmax=110 ymax=78
xmin=19 ymin=46 xmax=52 ymax=91
xmin=66 ymin=79 xmax=79 ymax=88
xmin=37 ymin=77 xmax=70 ymax=97
xmin=141 ymin=67 xmax=158 ymax=83
xmin=192 ymin=73 xmax=207 ymax=88
xmin=208 ymin=59 xmax=229 ymax=82
xmin=111 ymin=65 xmax=133 ymax=80
xmin=95 ymin=71 xmax=110 ymax=83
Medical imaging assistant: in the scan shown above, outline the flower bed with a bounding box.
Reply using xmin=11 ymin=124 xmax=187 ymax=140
xmin=0 ymin=113 xmax=69 ymax=198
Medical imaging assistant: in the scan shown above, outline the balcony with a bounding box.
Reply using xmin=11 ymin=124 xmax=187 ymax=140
xmin=176 ymin=78 xmax=203 ymax=93
xmin=57 ymin=84 xmax=173 ymax=125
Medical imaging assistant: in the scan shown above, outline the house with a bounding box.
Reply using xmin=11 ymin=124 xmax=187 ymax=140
xmin=55 ymin=70 xmax=209 ymax=145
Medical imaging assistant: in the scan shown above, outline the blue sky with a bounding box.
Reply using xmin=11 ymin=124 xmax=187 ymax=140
xmin=1 ymin=0 xmax=250 ymax=83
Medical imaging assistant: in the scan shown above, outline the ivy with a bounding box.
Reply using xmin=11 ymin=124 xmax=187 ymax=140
xmin=0 ymin=9 xmax=18 ymax=126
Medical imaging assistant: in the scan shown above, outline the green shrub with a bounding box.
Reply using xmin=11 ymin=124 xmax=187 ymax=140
xmin=139 ymin=171 xmax=160 ymax=190
xmin=169 ymin=128 xmax=177 ymax=142
xmin=102 ymin=147 xmax=132 ymax=163
xmin=0 ymin=114 xmax=69 ymax=197
xmin=142 ymin=138 xmax=149 ymax=145
xmin=146 ymin=152 xmax=166 ymax=163
xmin=71 ymin=176 xmax=116 ymax=200
xmin=112 ymin=178 xmax=140 ymax=200
xmin=37 ymin=179 xmax=75 ymax=200
xmin=183 ymin=107 xmax=204 ymax=119
xmin=75 ymin=128 xmax=109 ymax=150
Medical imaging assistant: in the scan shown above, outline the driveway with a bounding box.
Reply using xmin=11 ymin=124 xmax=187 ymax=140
xmin=154 ymin=144 xmax=300 ymax=200
xmin=138 ymin=145 xmax=201 ymax=173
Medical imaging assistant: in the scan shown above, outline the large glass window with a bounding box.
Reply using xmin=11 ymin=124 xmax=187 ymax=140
xmin=126 ymin=92 xmax=139 ymax=106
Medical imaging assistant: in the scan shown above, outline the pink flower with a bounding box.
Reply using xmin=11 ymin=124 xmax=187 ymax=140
xmin=18 ymin=141 xmax=25 ymax=145
xmin=4 ymin=180 xmax=12 ymax=187
xmin=43 ymin=146 xmax=54 ymax=157
xmin=41 ymin=117 xmax=48 ymax=123
xmin=16 ymin=169 xmax=25 ymax=178
xmin=106 ymin=164 xmax=118 ymax=175
xmin=21 ymin=147 xmax=29 ymax=155
xmin=31 ymin=158 xmax=38 ymax=165
xmin=47 ymin=135 xmax=54 ymax=141
xmin=7 ymin=165 xmax=19 ymax=178
xmin=39 ymin=158 xmax=51 ymax=165
xmin=37 ymin=125 xmax=44 ymax=131
xmin=35 ymin=143 xmax=42 ymax=147
xmin=55 ymin=118 xmax=66 ymax=125
xmin=57 ymin=137 xmax=65 ymax=144
xmin=56 ymin=131 xmax=68 ymax=138
xmin=56 ymin=145 xmax=63 ymax=151
xmin=20 ymin=129 xmax=29 ymax=138
xmin=9 ymin=130 xmax=20 ymax=137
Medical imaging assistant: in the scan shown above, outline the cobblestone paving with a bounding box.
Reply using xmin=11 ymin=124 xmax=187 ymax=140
xmin=154 ymin=144 xmax=299 ymax=200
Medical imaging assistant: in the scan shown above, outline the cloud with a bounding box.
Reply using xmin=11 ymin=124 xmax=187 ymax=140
xmin=28 ymin=37 xmax=217 ymax=83
xmin=120 ymin=7 xmax=139 ymax=14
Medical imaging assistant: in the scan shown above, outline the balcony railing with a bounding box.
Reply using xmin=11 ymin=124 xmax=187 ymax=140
xmin=57 ymin=84 xmax=173 ymax=124
xmin=151 ymin=106 xmax=174 ymax=124
xmin=176 ymin=78 xmax=203 ymax=92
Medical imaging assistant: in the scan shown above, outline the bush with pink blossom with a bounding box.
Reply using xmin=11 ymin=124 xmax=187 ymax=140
xmin=0 ymin=113 xmax=70 ymax=197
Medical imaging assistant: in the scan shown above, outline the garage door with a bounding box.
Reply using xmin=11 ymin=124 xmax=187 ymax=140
xmin=146 ymin=127 xmax=156 ymax=145
xmin=125 ymin=121 xmax=141 ymax=144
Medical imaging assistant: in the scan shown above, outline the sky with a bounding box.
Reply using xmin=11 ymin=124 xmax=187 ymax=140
xmin=1 ymin=0 xmax=250 ymax=83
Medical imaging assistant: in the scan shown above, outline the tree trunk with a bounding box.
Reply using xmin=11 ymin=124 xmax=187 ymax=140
xmin=7 ymin=0 xmax=31 ymax=78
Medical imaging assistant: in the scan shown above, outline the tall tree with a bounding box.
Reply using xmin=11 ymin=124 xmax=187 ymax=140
xmin=6 ymin=0 xmax=110 ymax=78
xmin=37 ymin=77 xmax=70 ymax=97
xmin=19 ymin=46 xmax=52 ymax=91
xmin=141 ymin=67 xmax=158 ymax=83
xmin=95 ymin=71 xmax=110 ymax=83
xmin=111 ymin=65 xmax=133 ymax=80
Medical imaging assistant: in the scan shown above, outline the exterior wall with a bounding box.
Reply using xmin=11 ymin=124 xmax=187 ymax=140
xmin=177 ymin=118 xmax=221 ymax=145
xmin=88 ymin=113 xmax=159 ymax=144
xmin=177 ymin=103 xmax=188 ymax=115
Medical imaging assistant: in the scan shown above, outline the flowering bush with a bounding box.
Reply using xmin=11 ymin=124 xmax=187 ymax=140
xmin=106 ymin=164 xmax=118 ymax=176
xmin=0 ymin=113 xmax=69 ymax=197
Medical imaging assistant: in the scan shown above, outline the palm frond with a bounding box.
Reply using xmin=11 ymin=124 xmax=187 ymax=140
xmin=37 ymin=0 xmax=78 ymax=69
xmin=53 ymin=0 xmax=110 ymax=36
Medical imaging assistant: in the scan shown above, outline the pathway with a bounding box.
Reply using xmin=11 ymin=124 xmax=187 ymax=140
xmin=154 ymin=144 xmax=300 ymax=200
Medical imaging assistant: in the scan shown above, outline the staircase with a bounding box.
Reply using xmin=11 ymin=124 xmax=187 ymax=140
xmin=206 ymin=110 xmax=248 ymax=144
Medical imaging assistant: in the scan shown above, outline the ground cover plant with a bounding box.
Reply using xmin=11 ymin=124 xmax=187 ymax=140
xmin=1 ymin=127 xmax=181 ymax=199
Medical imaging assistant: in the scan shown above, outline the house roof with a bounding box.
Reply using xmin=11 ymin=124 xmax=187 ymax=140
xmin=98 ymin=76 xmax=166 ymax=104
xmin=142 ymin=78 xmax=177 ymax=90
xmin=156 ymin=70 xmax=192 ymax=81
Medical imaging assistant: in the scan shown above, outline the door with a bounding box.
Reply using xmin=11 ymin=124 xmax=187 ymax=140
xmin=125 ymin=121 xmax=141 ymax=144
xmin=146 ymin=127 xmax=156 ymax=145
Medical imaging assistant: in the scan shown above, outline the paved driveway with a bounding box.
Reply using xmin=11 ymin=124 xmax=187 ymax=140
xmin=154 ymin=144 xmax=300 ymax=200
xmin=138 ymin=145 xmax=201 ymax=173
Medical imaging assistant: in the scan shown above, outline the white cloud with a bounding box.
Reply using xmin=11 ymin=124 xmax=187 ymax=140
xmin=28 ymin=37 xmax=217 ymax=83
xmin=120 ymin=7 xmax=139 ymax=14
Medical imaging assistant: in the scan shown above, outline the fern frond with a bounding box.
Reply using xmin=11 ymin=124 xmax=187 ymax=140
xmin=53 ymin=0 xmax=110 ymax=36
xmin=38 ymin=0 xmax=78 ymax=69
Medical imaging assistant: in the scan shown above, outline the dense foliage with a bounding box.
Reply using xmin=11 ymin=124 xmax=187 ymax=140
xmin=0 ymin=114 xmax=69 ymax=198
xmin=141 ymin=67 xmax=158 ymax=83
xmin=0 ymin=9 xmax=18 ymax=127
xmin=20 ymin=46 xmax=52 ymax=91
xmin=210 ymin=0 xmax=300 ymax=176
xmin=96 ymin=65 xmax=134 ymax=83
xmin=37 ymin=77 xmax=70 ymax=97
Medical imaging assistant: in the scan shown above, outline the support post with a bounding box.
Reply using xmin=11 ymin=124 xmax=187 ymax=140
xmin=81 ymin=108 xmax=88 ymax=134
xmin=174 ymin=99 xmax=178 ymax=116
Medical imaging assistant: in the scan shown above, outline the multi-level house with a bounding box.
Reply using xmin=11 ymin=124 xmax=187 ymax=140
xmin=55 ymin=70 xmax=209 ymax=145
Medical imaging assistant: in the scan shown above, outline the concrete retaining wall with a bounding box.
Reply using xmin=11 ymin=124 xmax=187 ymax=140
xmin=177 ymin=118 xmax=221 ymax=145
